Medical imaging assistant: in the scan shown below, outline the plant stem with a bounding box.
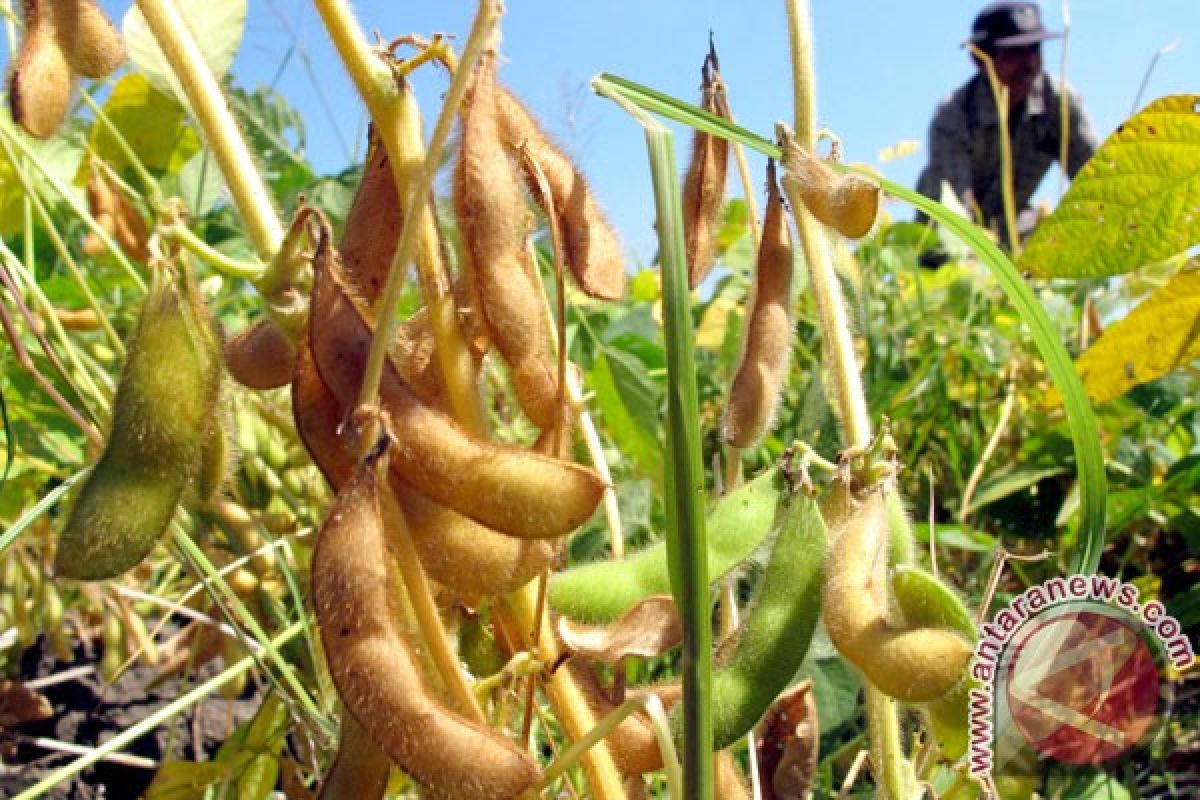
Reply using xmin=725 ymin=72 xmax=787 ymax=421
xmin=503 ymin=584 xmax=628 ymax=800
xmin=782 ymin=3 xmax=910 ymax=799
xmin=134 ymin=0 xmax=283 ymax=261
xmin=969 ymin=45 xmax=1020 ymax=255
xmin=596 ymin=75 xmax=714 ymax=800
xmin=312 ymin=0 xmax=489 ymax=433
xmin=379 ymin=478 xmax=485 ymax=723
xmin=165 ymin=222 xmax=266 ymax=280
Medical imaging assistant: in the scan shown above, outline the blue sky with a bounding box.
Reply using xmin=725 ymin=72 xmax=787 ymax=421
xmin=64 ymin=2 xmax=1200 ymax=260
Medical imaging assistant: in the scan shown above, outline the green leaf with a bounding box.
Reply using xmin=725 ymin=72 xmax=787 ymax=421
xmin=1070 ymin=267 xmax=1200 ymax=404
xmin=911 ymin=523 xmax=1000 ymax=554
xmin=799 ymin=657 xmax=861 ymax=733
xmin=214 ymin=695 xmax=288 ymax=800
xmin=89 ymin=74 xmax=201 ymax=174
xmin=1166 ymin=584 xmax=1200 ymax=630
xmin=124 ymin=0 xmax=248 ymax=107
xmin=965 ymin=466 xmax=1070 ymax=514
xmin=588 ymin=349 xmax=663 ymax=478
xmin=144 ymin=761 xmax=225 ymax=800
xmin=174 ymin=152 xmax=225 ymax=216
xmin=1019 ymin=95 xmax=1200 ymax=278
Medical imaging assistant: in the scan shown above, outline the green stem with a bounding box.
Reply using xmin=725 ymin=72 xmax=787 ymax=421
xmin=134 ymin=0 xmax=283 ymax=261
xmin=165 ymin=222 xmax=266 ymax=280
xmin=0 ymin=239 xmax=111 ymax=414
xmin=10 ymin=621 xmax=304 ymax=800
xmin=596 ymin=79 xmax=714 ymax=800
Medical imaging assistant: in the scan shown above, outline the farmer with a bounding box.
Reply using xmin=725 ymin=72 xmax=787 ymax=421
xmin=915 ymin=1 xmax=1098 ymax=250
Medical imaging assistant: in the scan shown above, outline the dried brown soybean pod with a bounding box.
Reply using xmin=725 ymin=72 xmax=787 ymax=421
xmin=52 ymin=0 xmax=124 ymax=79
xmin=822 ymin=492 xmax=972 ymax=703
xmin=455 ymin=55 xmax=559 ymax=429
xmin=494 ymin=90 xmax=626 ymax=301
xmin=292 ymin=341 xmax=556 ymax=596
xmin=570 ymin=661 xmax=663 ymax=777
xmin=9 ymin=19 xmax=71 ymax=139
xmin=780 ymin=142 xmax=879 ymax=239
xmin=312 ymin=463 xmax=539 ymax=800
xmin=317 ymin=714 xmax=391 ymax=800
xmin=307 ymin=233 xmax=604 ymax=539
xmin=339 ymin=130 xmax=402 ymax=301
xmin=723 ymin=162 xmax=794 ymax=449
xmin=681 ymin=44 xmax=731 ymax=289
xmin=224 ymin=319 xmax=296 ymax=390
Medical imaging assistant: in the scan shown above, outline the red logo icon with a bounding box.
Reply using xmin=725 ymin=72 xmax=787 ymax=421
xmin=1005 ymin=608 xmax=1161 ymax=765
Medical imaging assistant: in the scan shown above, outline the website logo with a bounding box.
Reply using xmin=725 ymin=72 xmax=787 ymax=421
xmin=967 ymin=575 xmax=1194 ymax=793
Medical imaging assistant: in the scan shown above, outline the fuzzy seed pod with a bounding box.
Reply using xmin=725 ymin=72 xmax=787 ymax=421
xmin=291 ymin=343 xmax=557 ymax=597
xmin=318 ymin=714 xmax=391 ymax=800
xmin=723 ymin=162 xmax=794 ymax=449
xmin=707 ymin=492 xmax=825 ymax=749
xmin=82 ymin=167 xmax=150 ymax=261
xmin=307 ymin=223 xmax=604 ymax=540
xmin=51 ymin=0 xmax=125 ymax=79
xmin=53 ymin=307 xmax=101 ymax=331
xmin=339 ymin=131 xmax=402 ymax=301
xmin=57 ymin=266 xmax=221 ymax=580
xmin=822 ymin=492 xmax=973 ymax=703
xmin=9 ymin=0 xmax=125 ymax=139
xmin=780 ymin=139 xmax=879 ymax=239
xmin=455 ymin=55 xmax=561 ymax=429
xmin=892 ymin=565 xmax=978 ymax=759
xmin=312 ymin=462 xmax=540 ymax=800
xmin=682 ymin=44 xmax=732 ymax=289
xmin=223 ymin=319 xmax=296 ymax=390
xmin=9 ymin=23 xmax=71 ymax=139
xmin=494 ymin=90 xmax=626 ymax=300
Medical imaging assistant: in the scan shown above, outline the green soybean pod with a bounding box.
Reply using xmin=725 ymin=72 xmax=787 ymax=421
xmin=709 ymin=492 xmax=826 ymax=749
xmin=548 ymin=467 xmax=783 ymax=622
xmin=886 ymin=490 xmax=915 ymax=567
xmin=57 ymin=268 xmax=219 ymax=580
xmin=891 ymin=565 xmax=978 ymax=760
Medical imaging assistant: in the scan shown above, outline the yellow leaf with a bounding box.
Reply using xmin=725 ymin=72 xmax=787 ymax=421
xmin=697 ymin=294 xmax=737 ymax=349
xmin=1071 ymin=267 xmax=1200 ymax=404
xmin=88 ymin=74 xmax=201 ymax=175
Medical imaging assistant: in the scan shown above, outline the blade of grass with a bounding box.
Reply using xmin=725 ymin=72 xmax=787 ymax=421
xmin=592 ymin=73 xmax=1107 ymax=574
xmin=594 ymin=79 xmax=714 ymax=800
xmin=172 ymin=528 xmax=333 ymax=737
xmin=0 ymin=469 xmax=88 ymax=556
xmin=10 ymin=622 xmax=303 ymax=800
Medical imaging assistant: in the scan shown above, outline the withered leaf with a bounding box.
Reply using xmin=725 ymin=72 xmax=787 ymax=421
xmin=557 ymin=595 xmax=681 ymax=663
xmin=755 ymin=679 xmax=818 ymax=800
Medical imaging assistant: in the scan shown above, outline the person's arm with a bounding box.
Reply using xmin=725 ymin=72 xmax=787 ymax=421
xmin=1063 ymin=87 xmax=1099 ymax=178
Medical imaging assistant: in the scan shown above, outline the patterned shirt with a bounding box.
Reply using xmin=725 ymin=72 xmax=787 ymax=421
xmin=916 ymin=70 xmax=1098 ymax=242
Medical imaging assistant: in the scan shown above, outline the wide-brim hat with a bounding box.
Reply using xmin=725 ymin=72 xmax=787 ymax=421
xmin=968 ymin=2 xmax=1062 ymax=49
